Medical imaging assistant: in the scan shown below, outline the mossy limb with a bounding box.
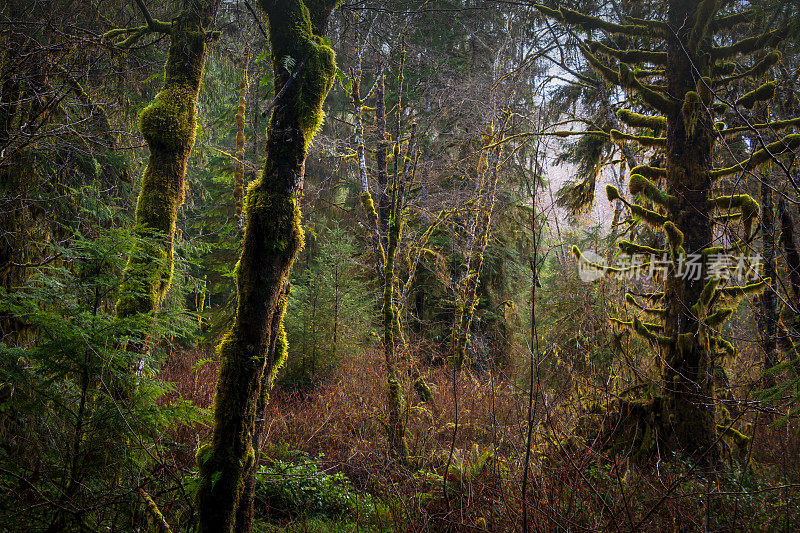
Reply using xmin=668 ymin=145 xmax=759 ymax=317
xmin=735 ymin=81 xmax=776 ymax=110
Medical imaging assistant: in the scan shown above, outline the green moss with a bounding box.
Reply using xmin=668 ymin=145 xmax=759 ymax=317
xmin=616 ymin=109 xmax=666 ymax=130
xmin=589 ymin=40 xmax=667 ymax=64
xmin=715 ymin=279 xmax=766 ymax=305
xmin=708 ymin=194 xmax=759 ymax=239
xmin=706 ymin=307 xmax=733 ymax=328
xmin=611 ymin=316 xmax=670 ymax=346
xmin=719 ymin=51 xmax=781 ymax=86
xmin=682 ymin=91 xmax=701 ymax=137
xmin=579 ymin=44 xmax=621 ymax=85
xmin=630 ymin=164 xmax=666 ymax=180
xmin=606 ymin=184 xmax=622 ymax=203
xmin=630 ymin=203 xmax=668 ymax=227
xmin=618 ymin=240 xmax=663 ymax=256
xmin=618 ymin=63 xmax=674 ymax=114
xmin=710 ymin=133 xmax=800 ymax=179
xmin=712 ymin=60 xmax=736 ymax=77
xmin=664 ymin=221 xmax=685 ymax=259
xmin=712 ymin=29 xmax=782 ymax=59
xmin=140 ymin=85 xmax=197 ymax=151
xmin=629 ymin=174 xmax=675 ymax=207
xmin=688 ymin=0 xmax=717 ymax=53
xmin=610 ymin=128 xmax=665 ymax=147
xmin=735 ymin=81 xmax=776 ymax=109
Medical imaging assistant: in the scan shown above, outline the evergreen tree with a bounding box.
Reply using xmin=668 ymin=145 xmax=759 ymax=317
xmin=536 ymin=0 xmax=798 ymax=462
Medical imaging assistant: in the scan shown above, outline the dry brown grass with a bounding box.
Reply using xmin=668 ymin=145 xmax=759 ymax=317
xmin=158 ymin=341 xmax=800 ymax=531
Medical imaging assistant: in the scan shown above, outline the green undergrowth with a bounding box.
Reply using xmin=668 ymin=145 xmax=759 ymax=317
xmin=253 ymin=446 xmax=392 ymax=530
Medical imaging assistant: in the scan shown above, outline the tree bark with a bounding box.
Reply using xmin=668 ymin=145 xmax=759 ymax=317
xmin=116 ymin=0 xmax=219 ymax=318
xmin=661 ymin=0 xmax=717 ymax=463
xmin=196 ymin=2 xmax=336 ymax=531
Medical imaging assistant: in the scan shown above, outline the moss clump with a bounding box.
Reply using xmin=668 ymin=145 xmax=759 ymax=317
xmin=682 ymin=91 xmax=701 ymax=137
xmin=629 ymin=174 xmax=675 ymax=207
xmin=589 ymin=40 xmax=667 ymax=64
xmin=616 ymin=109 xmax=666 ymax=130
xmin=708 ymin=194 xmax=759 ymax=240
xmin=630 ymin=164 xmax=666 ymax=180
xmin=664 ymin=221 xmax=685 ymax=259
xmin=139 ymin=85 xmax=197 ymax=151
xmin=735 ymin=81 xmax=776 ymax=109
xmin=610 ymin=128 xmax=665 ymax=147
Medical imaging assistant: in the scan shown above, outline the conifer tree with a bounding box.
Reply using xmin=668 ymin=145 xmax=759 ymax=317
xmin=536 ymin=1 xmax=798 ymax=462
xmin=195 ymin=1 xmax=338 ymax=530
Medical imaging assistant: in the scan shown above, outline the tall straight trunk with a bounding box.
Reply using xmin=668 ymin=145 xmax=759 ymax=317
xmin=759 ymin=168 xmax=778 ymax=387
xmin=661 ymin=0 xmax=717 ymax=462
xmin=196 ymin=2 xmax=336 ymax=531
xmin=375 ymin=68 xmax=390 ymax=242
xmin=116 ymin=0 xmax=219 ymax=318
xmin=351 ymin=68 xmax=408 ymax=461
xmin=234 ymin=48 xmax=250 ymax=228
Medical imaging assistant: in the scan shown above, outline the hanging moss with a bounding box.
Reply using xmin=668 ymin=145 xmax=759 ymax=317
xmin=711 ymin=134 xmax=800 ymax=179
xmin=618 ymin=63 xmax=675 ymax=114
xmin=682 ymin=91 xmax=701 ymax=137
xmin=619 ymin=240 xmax=663 ymax=256
xmin=610 ymin=128 xmax=665 ymax=147
xmin=630 ymin=164 xmax=666 ymax=180
xmin=663 ymin=221 xmax=685 ymax=259
xmin=714 ymin=279 xmax=766 ymax=306
xmin=735 ymin=81 xmax=776 ymax=109
xmin=708 ymin=194 xmax=759 ymax=240
xmin=705 ymin=307 xmax=733 ymax=328
xmin=688 ymin=0 xmax=718 ymax=53
xmin=578 ymin=43 xmax=621 ymax=86
xmin=611 ymin=316 xmax=670 ymax=346
xmin=718 ymin=51 xmax=781 ymax=86
xmin=616 ymin=109 xmax=666 ymax=130
xmin=711 ymin=9 xmax=752 ymax=31
xmin=589 ymin=40 xmax=667 ymax=64
xmin=712 ymin=29 xmax=782 ymax=59
xmin=716 ymin=116 xmax=800 ymax=139
xmin=629 ymin=174 xmax=675 ymax=207
xmin=712 ymin=60 xmax=736 ymax=77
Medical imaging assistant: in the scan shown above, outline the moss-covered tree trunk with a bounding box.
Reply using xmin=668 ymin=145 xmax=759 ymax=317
xmin=195 ymin=1 xmax=336 ymax=531
xmin=234 ymin=48 xmax=250 ymax=229
xmin=658 ymin=0 xmax=717 ymax=462
xmin=759 ymin=167 xmax=778 ymax=388
xmin=234 ymin=286 xmax=289 ymax=533
xmin=116 ymin=0 xmax=218 ymax=318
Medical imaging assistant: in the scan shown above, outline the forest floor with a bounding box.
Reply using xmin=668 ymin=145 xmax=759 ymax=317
xmin=163 ymin=346 xmax=800 ymax=531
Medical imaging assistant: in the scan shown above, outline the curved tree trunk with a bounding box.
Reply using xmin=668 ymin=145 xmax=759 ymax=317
xmin=116 ymin=0 xmax=218 ymax=319
xmin=196 ymin=1 xmax=337 ymax=531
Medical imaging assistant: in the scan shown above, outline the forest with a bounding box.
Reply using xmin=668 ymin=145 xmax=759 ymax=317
xmin=2 ymin=0 xmax=800 ymax=530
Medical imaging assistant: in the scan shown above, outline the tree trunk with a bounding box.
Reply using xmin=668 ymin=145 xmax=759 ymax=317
xmin=661 ymin=0 xmax=717 ymax=463
xmin=196 ymin=2 xmax=336 ymax=531
xmin=759 ymin=169 xmax=778 ymax=387
xmin=234 ymin=48 xmax=250 ymax=228
xmin=116 ymin=0 xmax=218 ymax=318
